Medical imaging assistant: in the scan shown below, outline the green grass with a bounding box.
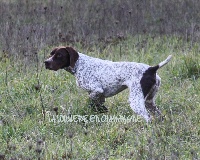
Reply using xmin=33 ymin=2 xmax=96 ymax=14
xmin=0 ymin=36 xmax=199 ymax=159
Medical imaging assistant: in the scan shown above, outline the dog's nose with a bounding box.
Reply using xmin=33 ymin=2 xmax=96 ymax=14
xmin=44 ymin=60 xmax=51 ymax=69
xmin=44 ymin=60 xmax=49 ymax=65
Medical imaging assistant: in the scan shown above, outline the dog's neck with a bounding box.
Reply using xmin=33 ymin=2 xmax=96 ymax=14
xmin=63 ymin=66 xmax=76 ymax=74
xmin=63 ymin=53 xmax=82 ymax=75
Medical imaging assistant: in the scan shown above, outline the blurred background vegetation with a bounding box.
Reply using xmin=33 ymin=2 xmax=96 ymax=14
xmin=0 ymin=0 xmax=200 ymax=58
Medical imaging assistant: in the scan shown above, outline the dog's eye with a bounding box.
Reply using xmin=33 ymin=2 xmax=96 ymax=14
xmin=56 ymin=53 xmax=62 ymax=58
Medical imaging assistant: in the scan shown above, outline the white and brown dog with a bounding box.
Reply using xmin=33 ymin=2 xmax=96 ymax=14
xmin=45 ymin=46 xmax=172 ymax=122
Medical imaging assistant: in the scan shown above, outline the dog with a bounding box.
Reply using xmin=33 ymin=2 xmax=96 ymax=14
xmin=44 ymin=46 xmax=172 ymax=122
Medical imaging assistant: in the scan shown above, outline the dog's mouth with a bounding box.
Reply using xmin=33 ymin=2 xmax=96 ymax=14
xmin=45 ymin=66 xmax=56 ymax=71
xmin=45 ymin=64 xmax=59 ymax=71
xmin=44 ymin=62 xmax=54 ymax=70
xmin=44 ymin=60 xmax=65 ymax=71
xmin=45 ymin=66 xmax=52 ymax=70
xmin=44 ymin=63 xmax=51 ymax=69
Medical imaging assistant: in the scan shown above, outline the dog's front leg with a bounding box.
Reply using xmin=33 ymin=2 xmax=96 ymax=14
xmin=88 ymin=89 xmax=108 ymax=113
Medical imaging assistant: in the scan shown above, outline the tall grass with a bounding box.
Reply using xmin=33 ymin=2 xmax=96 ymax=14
xmin=182 ymin=53 xmax=200 ymax=79
xmin=1 ymin=0 xmax=200 ymax=59
xmin=0 ymin=0 xmax=200 ymax=159
xmin=0 ymin=36 xmax=199 ymax=159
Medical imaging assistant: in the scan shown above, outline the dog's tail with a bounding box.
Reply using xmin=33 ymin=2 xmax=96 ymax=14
xmin=147 ymin=55 xmax=172 ymax=73
xmin=157 ymin=55 xmax=172 ymax=69
xmin=140 ymin=55 xmax=172 ymax=98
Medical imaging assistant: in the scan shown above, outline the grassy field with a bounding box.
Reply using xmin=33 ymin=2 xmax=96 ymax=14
xmin=0 ymin=35 xmax=199 ymax=159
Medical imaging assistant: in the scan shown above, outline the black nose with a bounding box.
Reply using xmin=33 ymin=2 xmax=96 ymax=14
xmin=44 ymin=60 xmax=49 ymax=65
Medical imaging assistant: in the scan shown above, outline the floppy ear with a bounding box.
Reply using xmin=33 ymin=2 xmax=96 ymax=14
xmin=65 ymin=47 xmax=79 ymax=68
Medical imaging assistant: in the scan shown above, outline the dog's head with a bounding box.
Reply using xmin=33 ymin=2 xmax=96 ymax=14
xmin=44 ymin=46 xmax=79 ymax=71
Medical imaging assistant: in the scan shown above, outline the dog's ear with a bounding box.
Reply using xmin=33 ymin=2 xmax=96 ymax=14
xmin=50 ymin=47 xmax=58 ymax=55
xmin=65 ymin=47 xmax=79 ymax=68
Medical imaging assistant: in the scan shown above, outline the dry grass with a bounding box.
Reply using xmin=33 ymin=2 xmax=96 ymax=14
xmin=1 ymin=0 xmax=200 ymax=59
xmin=0 ymin=36 xmax=200 ymax=159
xmin=0 ymin=1 xmax=200 ymax=159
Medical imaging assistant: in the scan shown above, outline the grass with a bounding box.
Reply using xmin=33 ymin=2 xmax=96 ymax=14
xmin=0 ymin=36 xmax=199 ymax=159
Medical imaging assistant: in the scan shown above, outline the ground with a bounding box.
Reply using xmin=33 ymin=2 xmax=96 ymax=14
xmin=0 ymin=36 xmax=199 ymax=159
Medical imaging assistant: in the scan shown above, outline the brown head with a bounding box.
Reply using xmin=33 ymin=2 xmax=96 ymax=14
xmin=44 ymin=46 xmax=79 ymax=71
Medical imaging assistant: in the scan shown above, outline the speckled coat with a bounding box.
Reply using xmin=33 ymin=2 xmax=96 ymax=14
xmin=45 ymin=47 xmax=172 ymax=122
xmin=68 ymin=53 xmax=171 ymax=122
